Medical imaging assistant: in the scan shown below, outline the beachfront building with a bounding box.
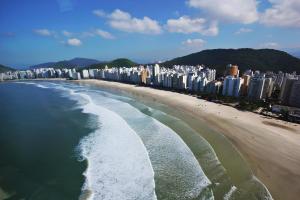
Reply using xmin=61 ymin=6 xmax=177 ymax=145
xmin=152 ymin=64 xmax=160 ymax=83
xmin=72 ymin=72 xmax=81 ymax=80
xmin=279 ymin=77 xmax=299 ymax=105
xmin=179 ymin=74 xmax=187 ymax=90
xmin=88 ymin=69 xmax=97 ymax=79
xmin=82 ymin=69 xmax=89 ymax=79
xmin=289 ymin=80 xmax=300 ymax=108
xmin=222 ymin=76 xmax=244 ymax=97
xmin=241 ymin=75 xmax=251 ymax=96
xmin=247 ymin=74 xmax=274 ymax=101
xmin=141 ymin=67 xmax=149 ymax=85
xmin=206 ymin=81 xmax=222 ymax=94
xmin=187 ymin=72 xmax=196 ymax=91
xmin=248 ymin=76 xmax=265 ymax=100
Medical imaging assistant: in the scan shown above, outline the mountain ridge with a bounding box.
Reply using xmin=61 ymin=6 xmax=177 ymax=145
xmin=29 ymin=57 xmax=103 ymax=69
xmin=86 ymin=58 xmax=136 ymax=69
xmin=163 ymin=48 xmax=300 ymax=74
xmin=0 ymin=64 xmax=15 ymax=73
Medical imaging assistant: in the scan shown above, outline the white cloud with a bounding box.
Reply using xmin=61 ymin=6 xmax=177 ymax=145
xmin=182 ymin=38 xmax=206 ymax=48
xmin=260 ymin=0 xmax=300 ymax=28
xmin=260 ymin=42 xmax=279 ymax=49
xmin=67 ymin=38 xmax=82 ymax=46
xmin=92 ymin=9 xmax=106 ymax=17
xmin=107 ymin=9 xmax=162 ymax=34
xmin=62 ymin=30 xmax=72 ymax=37
xmin=95 ymin=29 xmax=115 ymax=39
xmin=33 ymin=29 xmax=52 ymax=36
xmin=166 ymin=16 xmax=218 ymax=36
xmin=235 ymin=28 xmax=253 ymax=34
xmin=187 ymin=0 xmax=259 ymax=24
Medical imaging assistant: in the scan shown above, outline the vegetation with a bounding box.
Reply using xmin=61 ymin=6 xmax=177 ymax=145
xmin=0 ymin=64 xmax=15 ymax=73
xmin=30 ymin=57 xmax=101 ymax=69
xmin=163 ymin=48 xmax=300 ymax=75
xmin=86 ymin=58 xmax=136 ymax=69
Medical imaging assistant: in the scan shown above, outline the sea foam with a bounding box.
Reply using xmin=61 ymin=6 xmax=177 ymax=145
xmin=23 ymin=82 xmax=213 ymax=199
xmin=84 ymin=90 xmax=213 ymax=199
xmin=73 ymin=93 xmax=157 ymax=200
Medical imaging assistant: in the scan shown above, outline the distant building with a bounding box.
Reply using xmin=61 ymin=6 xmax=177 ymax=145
xmin=140 ymin=67 xmax=148 ymax=85
xmin=222 ymin=76 xmax=243 ymax=97
xmin=279 ymin=78 xmax=298 ymax=105
xmin=72 ymin=72 xmax=81 ymax=80
xmin=178 ymin=74 xmax=187 ymax=90
xmin=248 ymin=76 xmax=265 ymax=100
xmin=206 ymin=81 xmax=222 ymax=94
xmin=88 ymin=69 xmax=97 ymax=79
xmin=225 ymin=64 xmax=239 ymax=77
xmin=241 ymin=75 xmax=251 ymax=96
xmin=82 ymin=69 xmax=89 ymax=79
xmin=289 ymin=80 xmax=300 ymax=108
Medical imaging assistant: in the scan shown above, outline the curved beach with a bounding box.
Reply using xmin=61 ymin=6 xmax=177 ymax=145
xmin=76 ymin=79 xmax=300 ymax=200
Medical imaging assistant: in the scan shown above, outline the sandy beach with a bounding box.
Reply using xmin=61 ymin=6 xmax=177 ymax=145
xmin=76 ymin=79 xmax=300 ymax=200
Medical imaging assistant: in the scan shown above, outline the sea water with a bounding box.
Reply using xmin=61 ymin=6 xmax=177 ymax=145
xmin=0 ymin=81 xmax=273 ymax=200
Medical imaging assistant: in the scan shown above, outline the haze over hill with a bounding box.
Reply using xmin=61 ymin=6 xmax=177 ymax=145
xmin=0 ymin=64 xmax=15 ymax=73
xmin=163 ymin=48 xmax=300 ymax=74
xmin=29 ymin=57 xmax=102 ymax=69
xmin=2 ymin=49 xmax=300 ymax=75
xmin=87 ymin=58 xmax=136 ymax=69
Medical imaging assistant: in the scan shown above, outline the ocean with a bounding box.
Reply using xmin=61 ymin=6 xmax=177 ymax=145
xmin=0 ymin=81 xmax=273 ymax=200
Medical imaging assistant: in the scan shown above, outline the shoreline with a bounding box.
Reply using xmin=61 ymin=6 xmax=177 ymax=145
xmin=75 ymin=79 xmax=300 ymax=200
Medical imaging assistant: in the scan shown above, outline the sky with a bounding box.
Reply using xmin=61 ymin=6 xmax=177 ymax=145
xmin=0 ymin=0 xmax=300 ymax=67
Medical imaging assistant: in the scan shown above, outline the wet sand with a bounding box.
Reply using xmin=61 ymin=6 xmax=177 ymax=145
xmin=77 ymin=79 xmax=300 ymax=200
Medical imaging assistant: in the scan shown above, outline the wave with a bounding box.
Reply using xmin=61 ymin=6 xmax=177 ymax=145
xmin=223 ymin=186 xmax=237 ymax=200
xmin=40 ymin=82 xmax=213 ymax=199
xmin=73 ymin=93 xmax=157 ymax=200
xmin=83 ymin=90 xmax=213 ymax=199
xmin=14 ymin=81 xmax=49 ymax=89
xmin=14 ymin=81 xmax=275 ymax=200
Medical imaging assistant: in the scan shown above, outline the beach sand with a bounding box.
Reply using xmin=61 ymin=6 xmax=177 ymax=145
xmin=76 ymin=79 xmax=300 ymax=200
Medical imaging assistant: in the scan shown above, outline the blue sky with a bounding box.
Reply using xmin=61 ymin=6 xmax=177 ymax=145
xmin=0 ymin=0 xmax=299 ymax=67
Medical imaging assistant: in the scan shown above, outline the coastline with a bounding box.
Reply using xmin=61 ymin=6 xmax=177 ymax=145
xmin=75 ymin=79 xmax=300 ymax=200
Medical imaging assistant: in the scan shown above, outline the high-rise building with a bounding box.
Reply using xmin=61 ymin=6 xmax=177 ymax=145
xmin=206 ymin=81 xmax=222 ymax=94
xmin=225 ymin=64 xmax=239 ymax=77
xmin=248 ymin=76 xmax=265 ymax=100
xmin=241 ymin=75 xmax=251 ymax=96
xmin=140 ymin=67 xmax=148 ymax=84
xmin=187 ymin=72 xmax=196 ymax=91
xmin=279 ymin=78 xmax=298 ymax=105
xmin=289 ymin=80 xmax=300 ymax=108
xmin=222 ymin=76 xmax=243 ymax=97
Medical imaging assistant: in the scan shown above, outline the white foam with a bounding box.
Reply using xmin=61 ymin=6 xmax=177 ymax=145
xmin=252 ymin=176 xmax=273 ymax=200
xmin=223 ymin=186 xmax=237 ymax=200
xmin=32 ymin=82 xmax=213 ymax=199
xmin=86 ymin=91 xmax=213 ymax=199
xmin=74 ymin=93 xmax=157 ymax=200
xmin=14 ymin=81 xmax=49 ymax=89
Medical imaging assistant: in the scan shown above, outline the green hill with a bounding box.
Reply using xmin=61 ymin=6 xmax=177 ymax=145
xmin=0 ymin=64 xmax=15 ymax=73
xmin=30 ymin=57 xmax=102 ymax=69
xmin=87 ymin=58 xmax=136 ymax=69
xmin=163 ymin=48 xmax=300 ymax=75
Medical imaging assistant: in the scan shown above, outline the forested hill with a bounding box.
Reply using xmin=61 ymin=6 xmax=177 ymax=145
xmin=163 ymin=48 xmax=300 ymax=74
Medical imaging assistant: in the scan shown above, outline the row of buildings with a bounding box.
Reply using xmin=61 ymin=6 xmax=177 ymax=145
xmin=1 ymin=64 xmax=299 ymax=108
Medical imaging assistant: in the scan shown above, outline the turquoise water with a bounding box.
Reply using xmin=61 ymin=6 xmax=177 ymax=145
xmin=0 ymin=81 xmax=273 ymax=200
